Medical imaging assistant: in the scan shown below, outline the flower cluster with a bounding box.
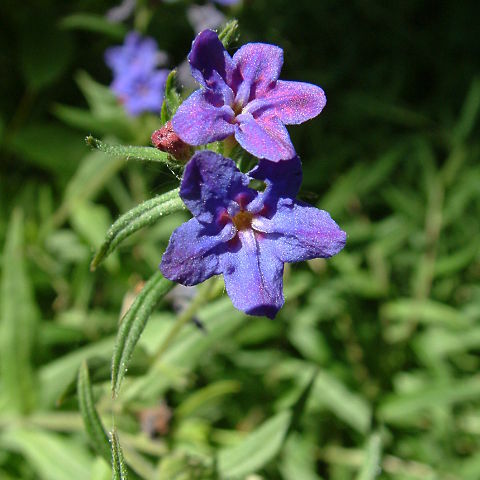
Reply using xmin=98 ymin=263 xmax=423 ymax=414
xmin=105 ymin=32 xmax=169 ymax=116
xmin=157 ymin=30 xmax=346 ymax=318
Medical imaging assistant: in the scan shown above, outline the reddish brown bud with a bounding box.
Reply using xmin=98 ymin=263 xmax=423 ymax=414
xmin=151 ymin=121 xmax=192 ymax=162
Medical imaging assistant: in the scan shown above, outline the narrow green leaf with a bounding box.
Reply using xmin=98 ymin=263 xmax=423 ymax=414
xmin=53 ymin=104 xmax=133 ymax=139
xmin=280 ymin=433 xmax=320 ymax=480
xmin=217 ymin=410 xmax=292 ymax=478
xmin=414 ymin=327 xmax=480 ymax=361
xmin=381 ymin=298 xmax=470 ymax=329
xmin=309 ymin=371 xmax=372 ymax=434
xmin=2 ymin=428 xmax=92 ymax=480
xmin=111 ymin=429 xmax=129 ymax=480
xmin=176 ymin=380 xmax=242 ymax=419
xmin=378 ymin=376 xmax=480 ymax=423
xmin=111 ymin=271 xmax=175 ymax=396
xmin=161 ymin=70 xmax=182 ymax=124
xmin=218 ymin=19 xmax=239 ymax=48
xmin=452 ymin=77 xmax=480 ymax=144
xmin=77 ymin=361 xmax=111 ymax=461
xmin=356 ymin=433 xmax=382 ymax=480
xmin=91 ymin=188 xmax=185 ymax=270
xmin=76 ymin=72 xmax=118 ymax=114
xmin=60 ymin=13 xmax=127 ymax=39
xmin=86 ymin=136 xmax=174 ymax=166
xmin=0 ymin=209 xmax=37 ymax=413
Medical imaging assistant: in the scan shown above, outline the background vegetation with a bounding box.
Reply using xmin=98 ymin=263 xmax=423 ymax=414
xmin=1 ymin=1 xmax=480 ymax=479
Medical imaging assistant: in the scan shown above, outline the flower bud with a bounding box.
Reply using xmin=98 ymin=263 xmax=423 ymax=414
xmin=151 ymin=121 xmax=193 ymax=162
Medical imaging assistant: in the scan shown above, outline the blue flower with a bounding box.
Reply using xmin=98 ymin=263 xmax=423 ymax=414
xmin=160 ymin=151 xmax=346 ymax=318
xmin=105 ymin=32 xmax=169 ymax=116
xmin=172 ymin=30 xmax=326 ymax=161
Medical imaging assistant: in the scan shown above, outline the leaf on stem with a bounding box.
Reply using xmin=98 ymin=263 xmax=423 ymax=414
xmin=218 ymin=19 xmax=239 ymax=48
xmin=91 ymin=188 xmax=185 ymax=270
xmin=77 ymin=361 xmax=111 ymax=461
xmin=86 ymin=136 xmax=175 ymax=166
xmin=111 ymin=271 xmax=175 ymax=397
xmin=111 ymin=429 xmax=129 ymax=480
xmin=161 ymin=70 xmax=182 ymax=124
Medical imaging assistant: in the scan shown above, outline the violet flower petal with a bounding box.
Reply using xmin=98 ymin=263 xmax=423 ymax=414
xmin=253 ymin=201 xmax=347 ymax=262
xmin=160 ymin=218 xmax=235 ymax=286
xmin=188 ymin=29 xmax=234 ymax=89
xmin=249 ymin=156 xmax=302 ymax=204
xmin=180 ymin=151 xmax=251 ymax=223
xmin=234 ymin=112 xmax=296 ymax=161
xmin=246 ymin=80 xmax=326 ymax=125
xmin=214 ymin=0 xmax=241 ymax=5
xmin=172 ymin=90 xmax=235 ymax=146
xmin=220 ymin=229 xmax=284 ymax=318
xmin=231 ymin=43 xmax=283 ymax=104
xmin=105 ymin=31 xmax=158 ymax=74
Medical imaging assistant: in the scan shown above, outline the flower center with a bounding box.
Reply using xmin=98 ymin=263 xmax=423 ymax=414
xmin=232 ymin=211 xmax=253 ymax=231
xmin=232 ymin=102 xmax=243 ymax=116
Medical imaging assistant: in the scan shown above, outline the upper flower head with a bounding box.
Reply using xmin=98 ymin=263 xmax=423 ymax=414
xmin=105 ymin=32 xmax=169 ymax=116
xmin=160 ymin=151 xmax=346 ymax=318
xmin=172 ymin=30 xmax=326 ymax=161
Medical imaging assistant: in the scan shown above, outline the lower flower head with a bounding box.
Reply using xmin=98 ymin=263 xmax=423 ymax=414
xmin=160 ymin=151 xmax=346 ymax=318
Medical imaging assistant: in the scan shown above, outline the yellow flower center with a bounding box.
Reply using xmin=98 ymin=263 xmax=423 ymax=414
xmin=233 ymin=102 xmax=243 ymax=116
xmin=232 ymin=211 xmax=253 ymax=231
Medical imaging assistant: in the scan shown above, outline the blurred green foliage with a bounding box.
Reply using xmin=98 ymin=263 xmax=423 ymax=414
xmin=1 ymin=1 xmax=480 ymax=479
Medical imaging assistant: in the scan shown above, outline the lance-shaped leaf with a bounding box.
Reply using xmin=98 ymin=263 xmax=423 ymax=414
xmin=356 ymin=433 xmax=382 ymax=480
xmin=217 ymin=410 xmax=292 ymax=478
xmin=0 ymin=209 xmax=38 ymax=413
xmin=218 ymin=19 xmax=239 ymax=48
xmin=91 ymin=188 xmax=185 ymax=270
xmin=86 ymin=136 xmax=176 ymax=167
xmin=111 ymin=429 xmax=129 ymax=480
xmin=111 ymin=271 xmax=175 ymax=397
xmin=77 ymin=361 xmax=111 ymax=461
xmin=161 ymin=70 xmax=182 ymax=124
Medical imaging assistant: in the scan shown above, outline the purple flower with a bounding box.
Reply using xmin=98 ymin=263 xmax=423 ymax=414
xmin=160 ymin=151 xmax=346 ymax=318
xmin=213 ymin=0 xmax=241 ymax=5
xmin=105 ymin=32 xmax=160 ymax=75
xmin=105 ymin=32 xmax=169 ymax=116
xmin=111 ymin=69 xmax=169 ymax=116
xmin=172 ymin=30 xmax=326 ymax=161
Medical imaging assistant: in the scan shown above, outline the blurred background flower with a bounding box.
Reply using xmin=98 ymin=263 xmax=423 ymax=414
xmin=105 ymin=31 xmax=169 ymax=115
